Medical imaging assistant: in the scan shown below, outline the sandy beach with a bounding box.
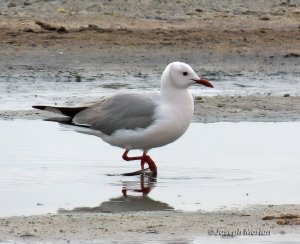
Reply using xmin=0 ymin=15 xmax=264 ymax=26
xmin=0 ymin=0 xmax=300 ymax=243
xmin=1 ymin=205 xmax=300 ymax=243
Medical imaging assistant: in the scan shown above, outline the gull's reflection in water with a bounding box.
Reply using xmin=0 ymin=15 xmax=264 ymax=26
xmin=59 ymin=175 xmax=173 ymax=213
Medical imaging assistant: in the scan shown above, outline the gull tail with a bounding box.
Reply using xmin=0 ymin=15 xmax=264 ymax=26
xmin=32 ymin=105 xmax=87 ymax=123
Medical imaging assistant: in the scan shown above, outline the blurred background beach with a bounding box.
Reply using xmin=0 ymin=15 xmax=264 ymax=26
xmin=0 ymin=0 xmax=299 ymax=120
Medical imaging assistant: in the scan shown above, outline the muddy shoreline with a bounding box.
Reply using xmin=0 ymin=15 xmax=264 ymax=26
xmin=1 ymin=96 xmax=300 ymax=122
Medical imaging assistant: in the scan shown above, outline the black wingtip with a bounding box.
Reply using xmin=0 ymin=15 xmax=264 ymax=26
xmin=32 ymin=105 xmax=46 ymax=110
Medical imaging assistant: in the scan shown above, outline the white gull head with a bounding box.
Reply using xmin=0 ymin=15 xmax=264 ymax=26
xmin=161 ymin=61 xmax=213 ymax=90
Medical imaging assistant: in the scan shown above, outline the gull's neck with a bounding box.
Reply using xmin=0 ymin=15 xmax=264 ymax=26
xmin=160 ymin=82 xmax=195 ymax=129
xmin=159 ymin=69 xmax=194 ymax=131
xmin=160 ymin=67 xmax=194 ymax=107
xmin=160 ymin=83 xmax=192 ymax=104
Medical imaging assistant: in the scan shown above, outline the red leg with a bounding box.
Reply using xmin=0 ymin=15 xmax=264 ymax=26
xmin=122 ymin=149 xmax=157 ymax=177
xmin=142 ymin=153 xmax=157 ymax=171
xmin=140 ymin=160 xmax=144 ymax=170
xmin=122 ymin=149 xmax=143 ymax=161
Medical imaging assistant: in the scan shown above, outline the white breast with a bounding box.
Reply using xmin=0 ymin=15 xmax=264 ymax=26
xmin=102 ymin=90 xmax=194 ymax=151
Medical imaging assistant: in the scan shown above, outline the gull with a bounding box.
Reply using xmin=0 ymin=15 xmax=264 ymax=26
xmin=33 ymin=62 xmax=213 ymax=177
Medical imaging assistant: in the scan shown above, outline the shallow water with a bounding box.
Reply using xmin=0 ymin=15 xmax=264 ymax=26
xmin=0 ymin=120 xmax=300 ymax=217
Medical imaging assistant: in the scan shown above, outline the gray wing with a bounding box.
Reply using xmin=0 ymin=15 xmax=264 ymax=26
xmin=73 ymin=93 xmax=158 ymax=135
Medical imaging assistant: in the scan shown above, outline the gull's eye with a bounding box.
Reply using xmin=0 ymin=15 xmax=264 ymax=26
xmin=183 ymin=72 xmax=188 ymax=76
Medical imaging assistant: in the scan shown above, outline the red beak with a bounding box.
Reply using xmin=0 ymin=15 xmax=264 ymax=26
xmin=193 ymin=78 xmax=213 ymax=88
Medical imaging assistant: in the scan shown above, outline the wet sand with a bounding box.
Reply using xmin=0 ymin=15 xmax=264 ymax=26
xmin=1 ymin=0 xmax=300 ymax=242
xmin=1 ymin=96 xmax=300 ymax=122
xmin=1 ymin=205 xmax=300 ymax=243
